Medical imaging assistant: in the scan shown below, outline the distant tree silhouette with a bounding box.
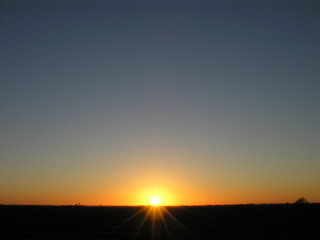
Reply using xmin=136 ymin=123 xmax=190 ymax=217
xmin=294 ymin=197 xmax=309 ymax=204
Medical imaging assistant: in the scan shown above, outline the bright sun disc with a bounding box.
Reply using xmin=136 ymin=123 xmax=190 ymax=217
xmin=151 ymin=196 xmax=160 ymax=206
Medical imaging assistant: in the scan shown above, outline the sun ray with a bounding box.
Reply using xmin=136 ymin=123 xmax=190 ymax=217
xmin=151 ymin=207 xmax=158 ymax=240
xmin=161 ymin=207 xmax=187 ymax=229
xmin=162 ymin=206 xmax=196 ymax=239
xmin=106 ymin=206 xmax=147 ymax=237
xmin=107 ymin=197 xmax=192 ymax=239
xmin=134 ymin=206 xmax=153 ymax=238
xmin=157 ymin=206 xmax=173 ymax=240
xmin=116 ymin=207 xmax=146 ymax=227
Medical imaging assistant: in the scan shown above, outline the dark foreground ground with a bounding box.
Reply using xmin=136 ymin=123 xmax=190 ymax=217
xmin=1 ymin=204 xmax=320 ymax=240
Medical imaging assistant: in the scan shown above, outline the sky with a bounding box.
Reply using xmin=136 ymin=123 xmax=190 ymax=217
xmin=0 ymin=0 xmax=319 ymax=206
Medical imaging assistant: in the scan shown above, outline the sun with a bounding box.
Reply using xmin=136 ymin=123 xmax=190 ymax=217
xmin=139 ymin=188 xmax=171 ymax=206
xmin=151 ymin=196 xmax=161 ymax=206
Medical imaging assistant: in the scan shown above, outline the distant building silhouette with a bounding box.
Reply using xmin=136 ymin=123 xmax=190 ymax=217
xmin=294 ymin=197 xmax=309 ymax=204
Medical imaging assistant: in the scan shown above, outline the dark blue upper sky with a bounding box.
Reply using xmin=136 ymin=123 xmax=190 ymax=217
xmin=1 ymin=0 xmax=319 ymax=204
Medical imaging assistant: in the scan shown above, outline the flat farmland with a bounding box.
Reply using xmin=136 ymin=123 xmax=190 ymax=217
xmin=1 ymin=204 xmax=319 ymax=240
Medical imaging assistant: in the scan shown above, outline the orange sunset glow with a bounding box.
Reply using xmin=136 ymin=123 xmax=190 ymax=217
xmin=1 ymin=0 xmax=320 ymax=208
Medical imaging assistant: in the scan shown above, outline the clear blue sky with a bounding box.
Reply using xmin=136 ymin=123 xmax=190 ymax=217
xmin=1 ymin=0 xmax=319 ymax=205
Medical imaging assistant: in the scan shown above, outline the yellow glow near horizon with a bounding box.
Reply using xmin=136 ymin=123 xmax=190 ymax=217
xmin=138 ymin=187 xmax=173 ymax=206
xmin=151 ymin=196 xmax=160 ymax=206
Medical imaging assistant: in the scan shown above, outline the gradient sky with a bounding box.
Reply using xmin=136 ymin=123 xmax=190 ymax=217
xmin=1 ymin=0 xmax=319 ymax=205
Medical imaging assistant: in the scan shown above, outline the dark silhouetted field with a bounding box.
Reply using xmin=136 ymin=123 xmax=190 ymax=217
xmin=1 ymin=204 xmax=320 ymax=239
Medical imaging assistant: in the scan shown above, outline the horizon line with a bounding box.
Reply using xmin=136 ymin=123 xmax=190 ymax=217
xmin=1 ymin=202 xmax=318 ymax=207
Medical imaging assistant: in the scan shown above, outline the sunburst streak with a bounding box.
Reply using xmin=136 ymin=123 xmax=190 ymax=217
xmin=107 ymin=206 xmax=192 ymax=239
